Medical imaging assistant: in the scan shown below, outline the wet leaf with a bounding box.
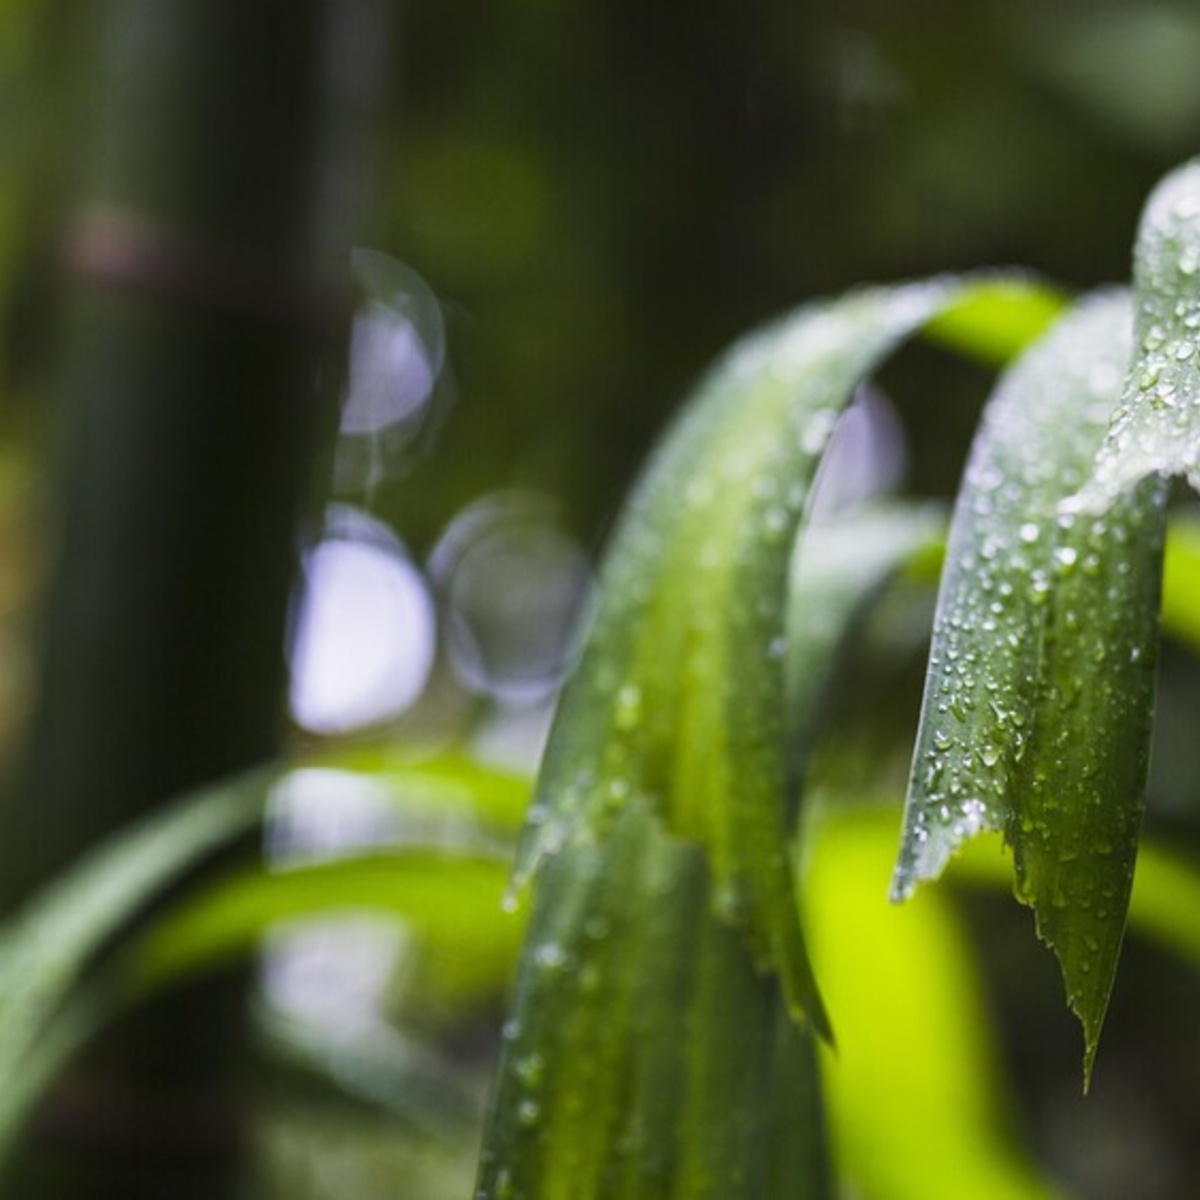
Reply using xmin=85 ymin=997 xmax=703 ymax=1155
xmin=479 ymin=799 xmax=831 ymax=1200
xmin=1075 ymin=158 xmax=1200 ymax=507
xmin=893 ymin=292 xmax=1168 ymax=1085
xmin=1161 ymin=513 xmax=1200 ymax=652
xmin=948 ymin=821 xmax=1200 ymax=981
xmin=514 ymin=281 xmax=982 ymax=1039
xmin=480 ymin=279 xmax=1051 ymax=1198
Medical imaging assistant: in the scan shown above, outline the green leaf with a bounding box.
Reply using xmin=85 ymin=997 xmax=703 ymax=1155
xmin=1074 ymin=158 xmax=1200 ymax=507
xmin=0 ymin=767 xmax=275 ymax=1166
xmin=479 ymin=799 xmax=831 ymax=1200
xmin=920 ymin=276 xmax=1070 ymax=367
xmin=893 ymin=292 xmax=1168 ymax=1085
xmin=947 ymin=823 xmax=1200 ymax=981
xmin=1162 ymin=513 xmax=1200 ymax=652
xmin=126 ymin=849 xmax=520 ymax=1007
xmin=305 ymin=747 xmax=532 ymax=838
xmin=803 ymin=801 xmax=1063 ymax=1200
xmin=514 ymin=280 xmax=986 ymax=1038
xmin=480 ymin=279 xmax=1045 ymax=1197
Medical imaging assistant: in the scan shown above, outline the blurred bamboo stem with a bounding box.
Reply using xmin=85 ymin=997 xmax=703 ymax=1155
xmin=0 ymin=3 xmax=379 ymax=1195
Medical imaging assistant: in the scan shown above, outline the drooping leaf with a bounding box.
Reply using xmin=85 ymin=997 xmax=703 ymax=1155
xmin=892 ymin=291 xmax=1169 ymax=1084
xmin=946 ymin=821 xmax=1200 ymax=981
xmin=481 ymin=278 xmax=1055 ymax=1198
xmin=1073 ymin=158 xmax=1200 ymax=508
xmin=479 ymin=798 xmax=831 ymax=1200
xmin=514 ymin=280 xmax=994 ymax=1039
xmin=920 ymin=277 xmax=1069 ymax=367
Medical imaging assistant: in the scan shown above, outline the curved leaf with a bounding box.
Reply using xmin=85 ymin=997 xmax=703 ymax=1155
xmin=893 ymin=292 xmax=1168 ymax=1084
xmin=125 ymin=849 xmax=519 ymax=1003
xmin=0 ymin=767 xmax=275 ymax=1165
xmin=480 ymin=278 xmax=1055 ymax=1198
xmin=920 ymin=277 xmax=1069 ymax=367
xmin=1072 ymin=158 xmax=1200 ymax=507
xmin=515 ymin=280 xmax=978 ymax=1038
xmin=480 ymin=799 xmax=831 ymax=1200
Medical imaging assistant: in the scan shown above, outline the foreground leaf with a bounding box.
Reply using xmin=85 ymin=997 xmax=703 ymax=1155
xmin=514 ymin=281 xmax=983 ymax=1039
xmin=893 ymin=292 xmax=1168 ymax=1083
xmin=1074 ymin=158 xmax=1200 ymax=507
xmin=481 ymin=278 xmax=1063 ymax=1197
xmin=481 ymin=799 xmax=831 ymax=1200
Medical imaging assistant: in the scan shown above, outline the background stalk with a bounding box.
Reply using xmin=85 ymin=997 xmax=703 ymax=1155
xmin=0 ymin=3 xmax=383 ymax=1195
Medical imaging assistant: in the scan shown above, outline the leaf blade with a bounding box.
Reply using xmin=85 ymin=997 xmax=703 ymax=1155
xmin=1074 ymin=157 xmax=1200 ymax=506
xmin=893 ymin=291 xmax=1168 ymax=1082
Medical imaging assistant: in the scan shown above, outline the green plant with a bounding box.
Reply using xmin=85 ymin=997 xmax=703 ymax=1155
xmin=7 ymin=146 xmax=1200 ymax=1200
xmin=468 ymin=156 xmax=1200 ymax=1198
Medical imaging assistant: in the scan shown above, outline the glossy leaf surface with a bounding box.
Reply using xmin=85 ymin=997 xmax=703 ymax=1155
xmin=893 ymin=292 xmax=1168 ymax=1083
xmin=1076 ymin=158 xmax=1200 ymax=507
xmin=514 ymin=281 xmax=970 ymax=1039
xmin=480 ymin=278 xmax=1066 ymax=1198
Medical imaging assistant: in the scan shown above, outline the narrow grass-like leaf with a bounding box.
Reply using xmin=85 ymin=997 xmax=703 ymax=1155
xmin=308 ymin=747 xmax=532 ymax=837
xmin=947 ymin=825 xmax=1200 ymax=982
xmin=0 ymin=767 xmax=274 ymax=1166
xmin=479 ymin=799 xmax=831 ymax=1200
xmin=126 ymin=850 xmax=519 ymax=1004
xmin=1162 ymin=513 xmax=1200 ymax=652
xmin=480 ymin=279 xmax=1048 ymax=1198
xmin=515 ymin=281 xmax=984 ymax=1039
xmin=1074 ymin=159 xmax=1200 ymax=507
xmin=893 ymin=292 xmax=1168 ymax=1084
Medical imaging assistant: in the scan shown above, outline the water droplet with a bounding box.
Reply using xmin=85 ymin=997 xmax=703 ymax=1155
xmin=1053 ymin=545 xmax=1078 ymax=572
xmin=534 ymin=942 xmax=568 ymax=972
xmin=979 ymin=744 xmax=1000 ymax=768
xmin=1019 ymin=522 xmax=1040 ymax=544
xmin=518 ymin=1098 xmax=541 ymax=1126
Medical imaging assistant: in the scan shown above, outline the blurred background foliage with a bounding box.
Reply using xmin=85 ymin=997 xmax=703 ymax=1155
xmin=0 ymin=1 xmax=1199 ymax=1198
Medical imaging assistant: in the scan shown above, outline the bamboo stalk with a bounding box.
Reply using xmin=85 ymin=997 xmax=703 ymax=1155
xmin=1 ymin=3 xmax=380 ymax=1194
